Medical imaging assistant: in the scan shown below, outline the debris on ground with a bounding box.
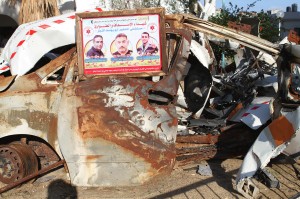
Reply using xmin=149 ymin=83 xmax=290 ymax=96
xmin=196 ymin=162 xmax=213 ymax=176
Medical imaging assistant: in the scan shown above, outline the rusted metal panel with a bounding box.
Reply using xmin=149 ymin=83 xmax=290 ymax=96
xmin=228 ymin=21 xmax=252 ymax=34
xmin=49 ymin=17 xmax=194 ymax=186
xmin=0 ymin=14 xmax=195 ymax=188
xmin=0 ymin=75 xmax=16 ymax=92
xmin=0 ymin=74 xmax=40 ymax=93
xmin=0 ymin=55 xmax=65 ymax=157
xmin=57 ymin=76 xmax=178 ymax=186
xmin=28 ymin=140 xmax=60 ymax=167
xmin=36 ymin=47 xmax=76 ymax=80
xmin=176 ymin=134 xmax=219 ymax=144
xmin=151 ymin=17 xmax=192 ymax=97
xmin=288 ymin=29 xmax=300 ymax=44
xmin=0 ymin=93 xmax=60 ymax=138
xmin=176 ymin=143 xmax=217 ymax=165
xmin=175 ymin=123 xmax=259 ymax=166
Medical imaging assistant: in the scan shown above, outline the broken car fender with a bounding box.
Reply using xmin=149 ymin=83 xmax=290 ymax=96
xmin=236 ymin=107 xmax=300 ymax=198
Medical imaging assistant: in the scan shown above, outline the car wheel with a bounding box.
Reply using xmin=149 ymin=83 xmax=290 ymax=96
xmin=0 ymin=142 xmax=38 ymax=184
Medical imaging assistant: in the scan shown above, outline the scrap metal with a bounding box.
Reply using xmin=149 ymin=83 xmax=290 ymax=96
xmin=0 ymin=11 xmax=195 ymax=188
xmin=0 ymin=142 xmax=38 ymax=184
xmin=236 ymin=43 xmax=300 ymax=198
xmin=227 ymin=21 xmax=252 ymax=34
xmin=176 ymin=133 xmax=219 ymax=144
xmin=288 ymin=29 xmax=300 ymax=44
xmin=0 ymin=160 xmax=65 ymax=194
xmin=254 ymin=168 xmax=280 ymax=189
xmin=236 ymin=108 xmax=300 ymax=198
xmin=0 ymin=7 xmax=299 ymax=199
xmin=181 ymin=15 xmax=280 ymax=55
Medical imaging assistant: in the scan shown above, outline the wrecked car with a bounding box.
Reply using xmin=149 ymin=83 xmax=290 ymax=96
xmin=236 ymin=43 xmax=300 ymax=199
xmin=0 ymin=9 xmax=193 ymax=189
xmin=178 ymin=17 xmax=300 ymax=198
xmin=0 ymin=7 xmax=300 ymax=199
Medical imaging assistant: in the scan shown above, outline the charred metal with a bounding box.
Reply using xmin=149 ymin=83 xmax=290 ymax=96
xmin=0 ymin=9 xmax=299 ymax=199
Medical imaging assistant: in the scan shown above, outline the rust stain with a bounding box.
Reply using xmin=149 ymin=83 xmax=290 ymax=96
xmin=228 ymin=21 xmax=252 ymax=34
xmin=35 ymin=47 xmax=76 ymax=79
xmin=4 ymin=110 xmax=55 ymax=134
xmin=86 ymin=155 xmax=103 ymax=161
xmin=71 ymin=37 xmax=189 ymax=173
xmin=168 ymin=117 xmax=178 ymax=128
xmin=269 ymin=116 xmax=295 ymax=146
xmin=227 ymin=103 xmax=243 ymax=121
xmin=140 ymin=98 xmax=150 ymax=109
xmin=47 ymin=116 xmax=58 ymax=148
xmin=288 ymin=29 xmax=300 ymax=44
xmin=28 ymin=140 xmax=60 ymax=166
xmin=77 ymin=105 xmax=176 ymax=172
xmin=176 ymin=143 xmax=217 ymax=166
xmin=0 ymin=75 xmax=16 ymax=92
xmin=176 ymin=134 xmax=219 ymax=145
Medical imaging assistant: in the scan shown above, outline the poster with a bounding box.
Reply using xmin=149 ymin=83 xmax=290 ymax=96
xmin=79 ymin=12 xmax=164 ymax=75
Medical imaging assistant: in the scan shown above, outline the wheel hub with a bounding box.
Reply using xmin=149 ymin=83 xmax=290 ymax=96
xmin=0 ymin=143 xmax=38 ymax=184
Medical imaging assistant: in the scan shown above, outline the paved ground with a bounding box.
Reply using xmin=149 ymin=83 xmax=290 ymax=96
xmin=1 ymin=156 xmax=300 ymax=199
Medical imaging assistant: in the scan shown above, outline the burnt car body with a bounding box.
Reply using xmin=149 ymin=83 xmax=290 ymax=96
xmin=1 ymin=8 xmax=300 ymax=198
xmin=0 ymin=13 xmax=192 ymax=187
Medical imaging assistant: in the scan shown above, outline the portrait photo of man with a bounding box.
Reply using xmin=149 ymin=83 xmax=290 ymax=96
xmin=112 ymin=33 xmax=133 ymax=57
xmin=86 ymin=35 xmax=105 ymax=58
xmin=136 ymin=32 xmax=158 ymax=56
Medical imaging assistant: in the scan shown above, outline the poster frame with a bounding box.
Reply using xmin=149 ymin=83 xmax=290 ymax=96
xmin=76 ymin=8 xmax=167 ymax=77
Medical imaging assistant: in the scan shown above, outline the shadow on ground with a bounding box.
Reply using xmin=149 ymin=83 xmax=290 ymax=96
xmin=48 ymin=179 xmax=77 ymax=199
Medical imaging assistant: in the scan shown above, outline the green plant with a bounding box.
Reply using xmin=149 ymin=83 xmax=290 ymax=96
xmin=257 ymin=11 xmax=280 ymax=42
